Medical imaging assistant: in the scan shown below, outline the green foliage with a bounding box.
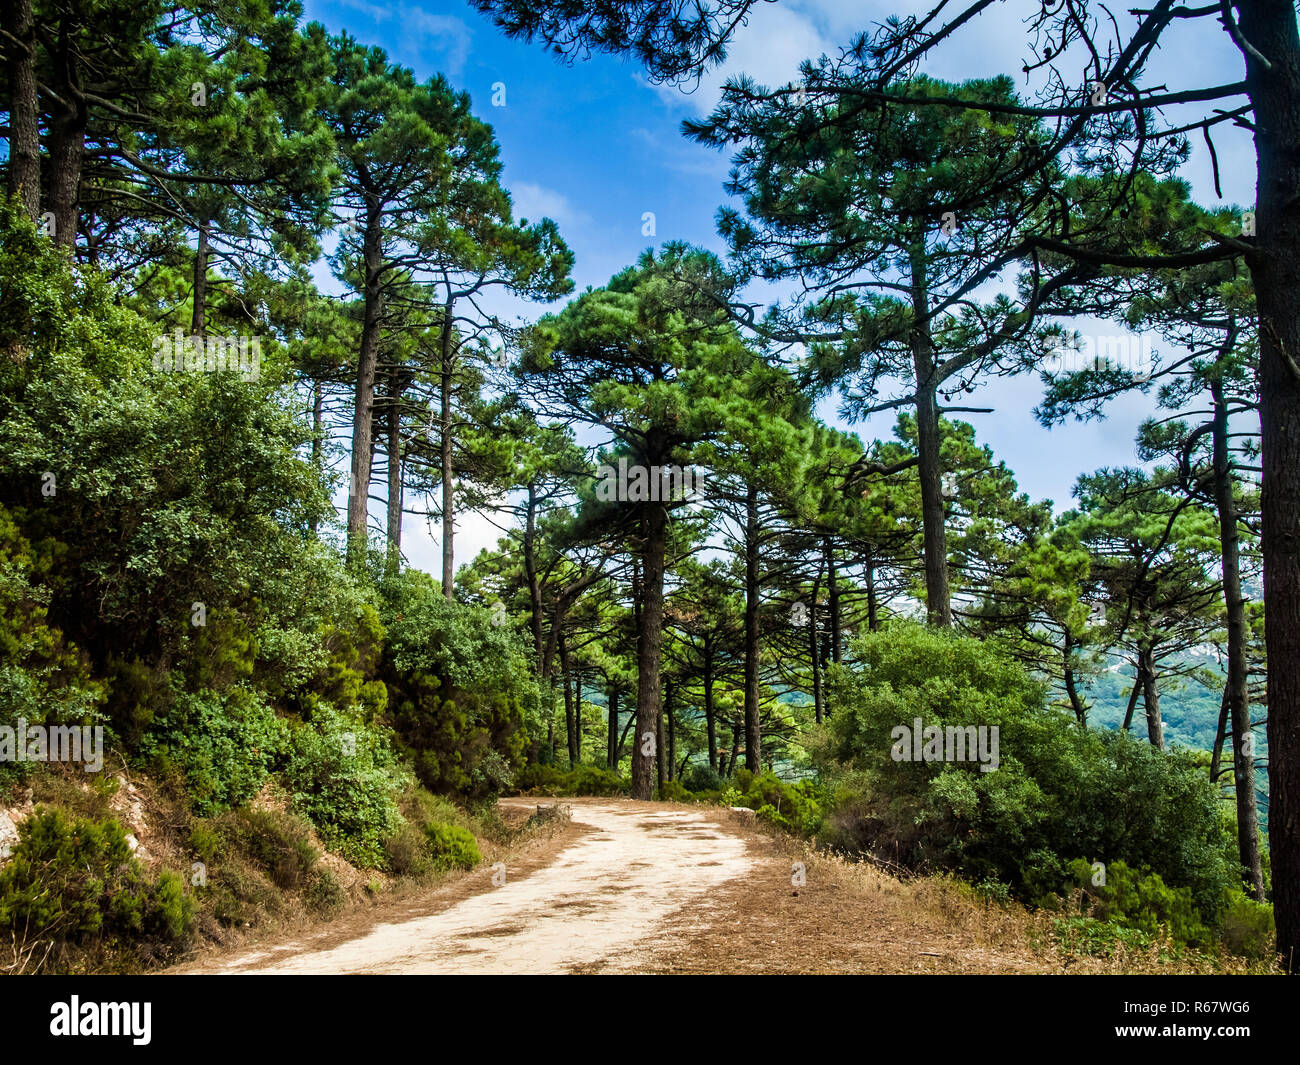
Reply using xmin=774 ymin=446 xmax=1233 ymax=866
xmin=0 ymin=235 xmax=331 ymax=684
xmin=656 ymin=779 xmax=690 ymax=802
xmin=1219 ymin=890 xmax=1276 ymax=959
xmin=383 ymin=823 xmax=435 ymax=877
xmin=305 ymin=867 xmax=346 ymax=916
xmin=514 ymin=763 xmax=627 ymax=796
xmin=140 ymin=686 xmax=286 ymax=816
xmin=179 ymin=805 xmax=338 ymax=930
xmin=0 ymin=506 xmax=105 ymax=782
xmin=283 ymin=707 xmax=407 ymax=867
xmin=1052 ymin=915 xmax=1161 ymax=958
xmin=384 ymin=786 xmax=484 ymax=874
xmin=728 ymin=769 xmax=823 ymax=835
xmin=188 ymin=822 xmax=222 ymax=866
xmin=680 ymin=763 xmax=724 ymax=793
xmin=1060 ymin=858 xmax=1210 ymax=949
xmin=226 ymin=808 xmax=321 ymax=891
xmin=1048 ymin=855 xmax=1262 ymax=960
xmin=0 ymin=808 xmax=195 ymax=972
xmin=820 ymin=622 xmax=1233 ymax=921
xmin=424 ymin=822 xmax=482 ymax=870
xmin=379 ymin=570 xmax=532 ymax=798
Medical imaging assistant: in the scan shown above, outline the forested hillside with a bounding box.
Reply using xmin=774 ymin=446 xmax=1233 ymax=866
xmin=0 ymin=0 xmax=1290 ymax=977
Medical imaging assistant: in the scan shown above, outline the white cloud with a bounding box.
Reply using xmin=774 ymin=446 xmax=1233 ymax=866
xmin=510 ymin=181 xmax=593 ymax=229
xmin=401 ymin=504 xmax=507 ymax=579
xmin=332 ymin=0 xmax=473 ymax=78
xmin=626 ymin=127 xmax=731 ymax=180
xmin=646 ymin=1 xmax=836 ymax=117
xmin=407 ymin=12 xmax=473 ymax=78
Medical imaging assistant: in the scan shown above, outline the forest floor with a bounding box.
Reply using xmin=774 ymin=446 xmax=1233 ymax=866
xmin=173 ymin=797 xmax=1226 ymax=975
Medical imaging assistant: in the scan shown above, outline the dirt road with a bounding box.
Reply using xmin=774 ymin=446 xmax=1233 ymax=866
xmin=197 ymin=799 xmax=755 ymax=975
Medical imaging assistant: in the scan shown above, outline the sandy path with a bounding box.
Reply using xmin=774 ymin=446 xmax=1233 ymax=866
xmin=201 ymin=800 xmax=755 ymax=975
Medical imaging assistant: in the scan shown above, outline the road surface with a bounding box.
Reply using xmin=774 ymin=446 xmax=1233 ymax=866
xmin=197 ymin=799 xmax=755 ymax=975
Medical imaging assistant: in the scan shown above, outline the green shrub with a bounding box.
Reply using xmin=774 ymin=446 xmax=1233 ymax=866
xmin=425 ymin=821 xmax=482 ymax=870
xmin=383 ymin=822 xmax=434 ymax=877
xmin=0 ymin=506 xmax=106 ymax=783
xmin=0 ymin=808 xmax=195 ymax=971
xmin=514 ymin=764 xmax=567 ymax=794
xmin=570 ymin=764 xmax=626 ymax=795
xmin=140 ymin=686 xmax=286 ymax=816
xmin=1219 ymin=890 xmax=1276 ymax=959
xmin=730 ymin=772 xmax=822 ymax=835
xmin=283 ymin=706 xmax=406 ymax=868
xmin=819 ymin=622 xmax=1232 ymax=920
xmin=1063 ymin=858 xmax=1210 ymax=949
xmin=147 ymin=871 xmax=194 ymax=943
xmin=384 ymin=786 xmax=484 ymax=875
xmin=304 ymin=867 xmax=346 ymax=916
xmin=209 ymin=864 xmax=281 ymax=927
xmin=1052 ymin=915 xmax=1157 ymax=957
xmin=403 ymin=786 xmax=480 ymax=832
xmin=379 ymin=571 xmax=533 ymax=799
xmin=188 ymin=822 xmax=223 ymax=866
xmin=681 ymin=763 xmax=724 ymax=793
xmin=514 ymin=763 xmax=626 ymax=796
xmin=225 ymin=807 xmax=319 ymax=891
xmin=656 ymin=780 xmax=690 ymax=802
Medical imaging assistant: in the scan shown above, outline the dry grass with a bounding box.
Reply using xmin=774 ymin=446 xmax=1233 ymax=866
xmin=609 ymin=809 xmax=1281 ymax=975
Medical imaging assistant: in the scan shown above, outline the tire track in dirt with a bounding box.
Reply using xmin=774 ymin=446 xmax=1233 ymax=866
xmin=195 ymin=799 xmax=755 ymax=975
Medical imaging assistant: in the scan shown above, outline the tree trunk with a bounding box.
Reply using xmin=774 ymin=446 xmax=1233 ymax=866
xmin=347 ymin=209 xmax=384 ymax=569
xmin=616 ymin=707 xmax=636 ymax=765
xmin=1212 ymin=375 xmax=1265 ymax=899
xmin=439 ymin=297 xmax=456 ymax=599
xmin=1239 ymin=0 xmax=1300 ymax=970
xmin=561 ymin=634 xmax=576 ymax=768
xmin=47 ymin=23 xmax=85 ymax=251
xmin=1211 ymin=685 xmax=1232 ymax=784
xmin=632 ymin=505 xmax=667 ymax=799
xmin=312 ymin=378 xmax=324 ymax=466
xmin=573 ymin=670 xmax=582 ymax=764
xmin=5 ymin=0 xmax=40 ymax=221
xmin=909 ymin=249 xmax=951 ymax=626
xmin=607 ymin=686 xmax=619 ymax=770
xmin=1121 ymin=669 xmax=1143 ymax=732
xmin=656 ymin=684 xmax=667 ymax=792
xmin=191 ymin=216 xmax=209 ymax=335
xmin=865 ymin=552 xmax=879 ymax=631
xmin=559 ymin=631 xmax=574 ymax=764
xmin=385 ymin=366 xmax=403 ymax=577
xmin=810 ymin=570 xmax=823 ymax=725
xmin=1063 ymin=629 xmax=1088 ymax=725
xmin=743 ymin=484 xmax=763 ymax=769
xmin=524 ymin=485 xmax=545 ymax=669
xmin=1140 ymin=645 xmax=1164 ymax=750
xmin=309 ymin=377 xmax=324 ymax=536
xmin=703 ymin=651 xmax=717 ymax=771
xmin=826 ymin=539 xmax=842 ymax=663
xmin=666 ymin=681 xmax=676 ymax=782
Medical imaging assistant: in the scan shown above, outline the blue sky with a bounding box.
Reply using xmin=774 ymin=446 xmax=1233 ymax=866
xmin=301 ymin=0 xmax=1258 ymax=574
